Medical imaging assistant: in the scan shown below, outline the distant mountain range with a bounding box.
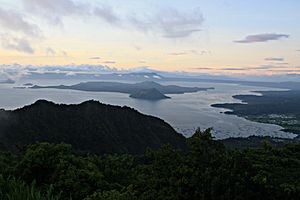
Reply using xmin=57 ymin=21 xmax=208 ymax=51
xmin=0 ymin=79 xmax=15 ymax=84
xmin=22 ymin=71 xmax=237 ymax=82
xmin=21 ymin=70 xmax=300 ymax=91
xmin=31 ymin=81 xmax=214 ymax=100
xmin=0 ymin=100 xmax=187 ymax=154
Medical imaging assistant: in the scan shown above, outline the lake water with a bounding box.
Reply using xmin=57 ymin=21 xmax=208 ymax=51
xmin=0 ymin=79 xmax=297 ymax=139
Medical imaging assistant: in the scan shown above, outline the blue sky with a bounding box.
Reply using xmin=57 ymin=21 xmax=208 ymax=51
xmin=0 ymin=0 xmax=299 ymax=76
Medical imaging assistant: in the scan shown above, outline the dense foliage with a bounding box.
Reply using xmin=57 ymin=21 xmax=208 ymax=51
xmin=221 ymin=136 xmax=296 ymax=150
xmin=0 ymin=128 xmax=300 ymax=200
xmin=0 ymin=100 xmax=186 ymax=154
xmin=0 ymin=176 xmax=60 ymax=200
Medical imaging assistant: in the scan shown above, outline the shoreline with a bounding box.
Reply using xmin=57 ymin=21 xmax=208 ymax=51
xmin=211 ymin=90 xmax=300 ymax=138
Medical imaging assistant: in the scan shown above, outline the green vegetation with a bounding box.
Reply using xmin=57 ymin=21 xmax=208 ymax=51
xmin=0 ymin=176 xmax=60 ymax=200
xmin=222 ymin=136 xmax=296 ymax=150
xmin=212 ymin=90 xmax=300 ymax=135
xmin=1 ymin=129 xmax=300 ymax=200
xmin=0 ymin=100 xmax=186 ymax=154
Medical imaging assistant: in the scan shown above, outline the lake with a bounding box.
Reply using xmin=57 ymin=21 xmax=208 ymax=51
xmin=0 ymin=79 xmax=297 ymax=139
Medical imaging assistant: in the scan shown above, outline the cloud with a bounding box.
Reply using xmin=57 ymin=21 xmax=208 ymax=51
xmin=256 ymin=65 xmax=289 ymax=70
xmin=193 ymin=65 xmax=289 ymax=71
xmin=0 ymin=35 xmax=34 ymax=54
xmin=169 ymin=52 xmax=188 ymax=56
xmin=45 ymin=47 xmax=56 ymax=56
xmin=45 ymin=48 xmax=68 ymax=57
xmin=128 ymin=66 xmax=161 ymax=73
xmin=169 ymin=50 xmax=210 ymax=56
xmin=23 ymin=0 xmax=120 ymax=27
xmin=89 ymin=56 xmax=101 ymax=60
xmin=103 ymin=61 xmax=116 ymax=64
xmin=192 ymin=67 xmax=213 ymax=70
xmin=221 ymin=67 xmax=246 ymax=71
xmin=22 ymin=1 xmax=204 ymax=39
xmin=0 ymin=64 xmax=120 ymax=80
xmin=0 ymin=7 xmax=44 ymax=54
xmin=234 ymin=33 xmax=289 ymax=43
xmin=26 ymin=64 xmax=118 ymax=73
xmin=61 ymin=51 xmax=68 ymax=57
xmin=0 ymin=1 xmax=206 ymax=55
xmin=221 ymin=66 xmax=288 ymax=71
xmin=265 ymin=69 xmax=300 ymax=73
xmin=93 ymin=5 xmax=120 ymax=25
xmin=159 ymin=8 xmax=203 ymax=38
xmin=265 ymin=57 xmax=285 ymax=61
xmin=0 ymin=7 xmax=42 ymax=37
xmin=190 ymin=50 xmax=211 ymax=55
xmin=0 ymin=63 xmax=29 ymax=80
xmin=276 ymin=62 xmax=289 ymax=65
xmin=22 ymin=0 xmax=90 ymax=25
xmin=134 ymin=45 xmax=142 ymax=51
xmin=129 ymin=8 xmax=204 ymax=38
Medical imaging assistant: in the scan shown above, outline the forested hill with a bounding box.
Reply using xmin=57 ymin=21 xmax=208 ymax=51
xmin=0 ymin=100 xmax=186 ymax=154
xmin=1 ymin=130 xmax=300 ymax=199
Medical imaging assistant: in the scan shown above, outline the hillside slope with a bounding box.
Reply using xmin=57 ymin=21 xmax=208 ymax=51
xmin=129 ymin=88 xmax=171 ymax=100
xmin=0 ymin=100 xmax=187 ymax=154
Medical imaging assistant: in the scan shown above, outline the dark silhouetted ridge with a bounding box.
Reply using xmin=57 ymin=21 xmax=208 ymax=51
xmin=0 ymin=100 xmax=187 ymax=154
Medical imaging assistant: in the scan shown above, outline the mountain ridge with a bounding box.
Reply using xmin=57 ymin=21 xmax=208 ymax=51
xmin=0 ymin=100 xmax=187 ymax=154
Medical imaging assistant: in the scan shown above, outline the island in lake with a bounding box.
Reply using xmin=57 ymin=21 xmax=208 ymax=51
xmin=212 ymin=90 xmax=300 ymax=135
xmin=23 ymin=83 xmax=34 ymax=86
xmin=31 ymin=81 xmax=214 ymax=100
xmin=129 ymin=88 xmax=171 ymax=100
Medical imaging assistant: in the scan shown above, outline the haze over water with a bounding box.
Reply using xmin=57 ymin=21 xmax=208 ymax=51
xmin=0 ymin=80 xmax=296 ymax=139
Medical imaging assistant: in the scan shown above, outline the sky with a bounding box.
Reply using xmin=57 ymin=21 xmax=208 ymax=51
xmin=0 ymin=0 xmax=300 ymax=76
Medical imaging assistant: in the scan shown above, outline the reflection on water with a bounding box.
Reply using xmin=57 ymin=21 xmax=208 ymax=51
xmin=0 ymin=80 xmax=296 ymax=139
